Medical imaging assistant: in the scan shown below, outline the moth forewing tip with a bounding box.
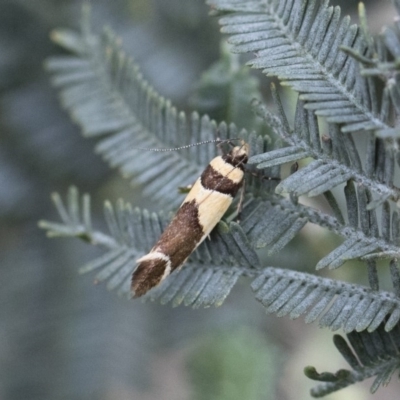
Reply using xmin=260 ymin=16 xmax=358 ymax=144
xmin=131 ymin=252 xmax=172 ymax=297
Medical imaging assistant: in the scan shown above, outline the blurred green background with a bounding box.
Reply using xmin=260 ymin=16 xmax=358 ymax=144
xmin=0 ymin=0 xmax=398 ymax=399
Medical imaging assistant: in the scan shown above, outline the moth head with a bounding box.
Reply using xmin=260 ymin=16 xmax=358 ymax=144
xmin=226 ymin=141 xmax=249 ymax=167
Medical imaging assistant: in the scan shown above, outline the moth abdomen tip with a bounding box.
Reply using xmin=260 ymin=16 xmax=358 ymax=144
xmin=131 ymin=253 xmax=172 ymax=297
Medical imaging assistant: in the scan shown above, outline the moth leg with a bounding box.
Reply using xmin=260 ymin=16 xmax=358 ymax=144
xmin=178 ymin=184 xmax=193 ymax=194
xmin=247 ymin=169 xmax=281 ymax=182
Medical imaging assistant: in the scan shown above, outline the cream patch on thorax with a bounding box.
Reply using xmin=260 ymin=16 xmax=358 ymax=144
xmin=209 ymin=157 xmax=244 ymax=184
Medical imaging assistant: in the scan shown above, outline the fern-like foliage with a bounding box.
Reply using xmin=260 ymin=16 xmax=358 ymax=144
xmin=243 ymin=99 xmax=400 ymax=273
xmin=305 ymin=322 xmax=400 ymax=396
xmin=252 ymin=265 xmax=400 ymax=333
xmin=251 ymin=96 xmax=400 ymax=206
xmin=208 ymin=0 xmax=392 ymax=134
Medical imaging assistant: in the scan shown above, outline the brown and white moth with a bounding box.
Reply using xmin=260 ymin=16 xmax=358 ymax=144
xmin=131 ymin=141 xmax=250 ymax=297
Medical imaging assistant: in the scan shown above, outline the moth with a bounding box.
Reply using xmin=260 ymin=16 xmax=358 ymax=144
xmin=131 ymin=141 xmax=249 ymax=297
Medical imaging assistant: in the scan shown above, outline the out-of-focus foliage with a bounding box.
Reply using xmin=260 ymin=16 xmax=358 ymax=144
xmin=187 ymin=327 xmax=279 ymax=400
xmin=190 ymin=42 xmax=266 ymax=132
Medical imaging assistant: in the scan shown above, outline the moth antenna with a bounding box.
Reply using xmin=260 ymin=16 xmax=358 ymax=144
xmin=130 ymin=138 xmax=242 ymax=152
